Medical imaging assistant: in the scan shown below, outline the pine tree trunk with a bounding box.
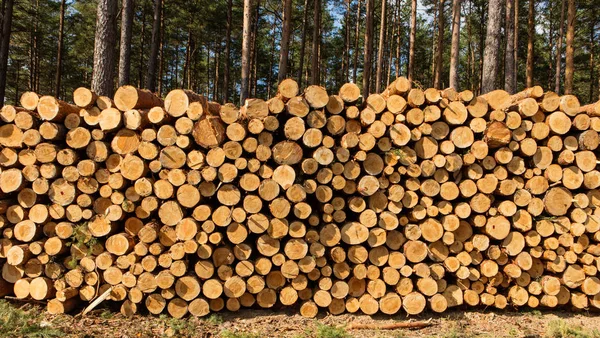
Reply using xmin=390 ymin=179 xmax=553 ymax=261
xmin=240 ymin=0 xmax=252 ymax=104
xmin=157 ymin=1 xmax=165 ymax=96
xmin=431 ymin=2 xmax=438 ymax=83
xmin=146 ymin=0 xmax=162 ymax=93
xmin=29 ymin=0 xmax=38 ymax=91
xmin=408 ymin=0 xmax=416 ymax=83
xmin=564 ymin=0 xmax=574 ymax=94
xmin=504 ymin=0 xmax=515 ymax=93
xmin=375 ymin=0 xmax=386 ymax=93
xmin=395 ymin=0 xmax=401 ymax=77
xmin=278 ymin=0 xmax=292 ymax=82
xmin=182 ymin=27 xmax=192 ymax=89
xmin=0 ymin=0 xmax=14 ymax=104
xmin=554 ymin=0 xmax=565 ymax=94
xmin=449 ymin=0 xmax=461 ymax=89
xmin=118 ymin=0 xmax=134 ymax=87
xmin=138 ymin=1 xmax=146 ymax=88
xmin=54 ymin=0 xmax=66 ymax=98
xmin=353 ymin=0 xmax=361 ymax=83
xmin=362 ymin=0 xmax=373 ymax=96
xmin=223 ymin=0 xmax=232 ymax=101
xmin=433 ymin=0 xmax=445 ymax=88
xmin=297 ymin=0 xmax=309 ymax=87
xmin=589 ymin=19 xmax=595 ymax=103
xmin=526 ymin=0 xmax=534 ymax=88
xmin=311 ymin=0 xmax=321 ymax=85
xmin=343 ymin=0 xmax=350 ymax=82
xmin=250 ymin=0 xmax=261 ymax=96
xmin=91 ymin=0 xmax=118 ymax=96
xmin=481 ymin=0 xmax=502 ymax=94
xmin=513 ymin=0 xmax=518 ymax=91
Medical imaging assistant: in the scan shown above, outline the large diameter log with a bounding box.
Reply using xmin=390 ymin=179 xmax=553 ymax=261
xmin=114 ymin=86 xmax=163 ymax=111
xmin=37 ymin=96 xmax=79 ymax=121
xmin=192 ymin=116 xmax=225 ymax=148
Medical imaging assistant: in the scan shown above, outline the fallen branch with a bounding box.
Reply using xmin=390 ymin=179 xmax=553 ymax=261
xmin=80 ymin=286 xmax=113 ymax=316
xmin=347 ymin=319 xmax=433 ymax=330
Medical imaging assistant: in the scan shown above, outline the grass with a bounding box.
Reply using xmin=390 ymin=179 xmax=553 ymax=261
xmin=158 ymin=314 xmax=197 ymax=337
xmin=0 ymin=300 xmax=63 ymax=338
xmin=315 ymin=324 xmax=350 ymax=338
xmin=545 ymin=320 xmax=600 ymax=338
xmin=206 ymin=313 xmax=224 ymax=325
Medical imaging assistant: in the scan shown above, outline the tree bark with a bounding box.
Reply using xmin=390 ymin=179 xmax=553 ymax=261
xmin=408 ymin=0 xmax=416 ymax=83
xmin=146 ymin=0 xmax=162 ymax=93
xmin=375 ymin=0 xmax=386 ymax=93
xmin=362 ymin=0 xmax=373 ymax=96
xmin=564 ymin=0 xmax=574 ymax=94
xmin=481 ymin=0 xmax=502 ymax=94
xmin=526 ymin=0 xmax=534 ymax=88
xmin=224 ymin=0 xmax=232 ymax=102
xmin=449 ymin=0 xmax=461 ymax=89
xmin=504 ymin=0 xmax=515 ymax=93
xmin=29 ymin=0 xmax=39 ymax=92
xmin=343 ymin=0 xmax=351 ymax=82
xmin=297 ymin=0 xmax=310 ymax=88
xmin=554 ymin=0 xmax=565 ymax=94
xmin=514 ymin=0 xmax=518 ymax=91
xmin=138 ymin=1 xmax=146 ymax=88
xmin=0 ymin=0 xmax=14 ymax=104
xmin=433 ymin=0 xmax=445 ymax=88
xmin=278 ymin=0 xmax=292 ymax=82
xmin=240 ymin=0 xmax=252 ymax=104
xmin=353 ymin=0 xmax=361 ymax=83
xmin=91 ymin=0 xmax=118 ymax=96
xmin=119 ymin=0 xmax=134 ymax=87
xmin=54 ymin=0 xmax=66 ymax=98
xmin=311 ymin=0 xmax=321 ymax=85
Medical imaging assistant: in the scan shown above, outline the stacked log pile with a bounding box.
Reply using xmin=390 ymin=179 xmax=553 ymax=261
xmin=1 ymin=78 xmax=600 ymax=318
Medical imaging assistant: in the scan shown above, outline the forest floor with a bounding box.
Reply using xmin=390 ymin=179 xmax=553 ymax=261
xmin=1 ymin=299 xmax=600 ymax=338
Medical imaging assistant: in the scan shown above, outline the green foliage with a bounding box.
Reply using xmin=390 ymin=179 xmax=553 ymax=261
xmin=0 ymin=300 xmax=63 ymax=338
xmin=206 ymin=313 xmax=224 ymax=325
xmin=3 ymin=0 xmax=600 ymax=106
xmin=315 ymin=324 xmax=350 ymax=338
xmin=545 ymin=320 xmax=600 ymax=338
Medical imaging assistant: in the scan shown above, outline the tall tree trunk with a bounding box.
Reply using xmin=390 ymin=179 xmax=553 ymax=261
xmin=481 ymin=0 xmax=502 ymax=94
xmin=157 ymin=0 xmax=165 ymax=96
xmin=431 ymin=1 xmax=438 ymax=83
xmin=146 ymin=0 xmax=162 ymax=92
xmin=564 ymin=0 xmax=574 ymax=94
xmin=138 ymin=0 xmax=146 ymax=88
xmin=353 ymin=0 xmax=361 ymax=83
xmin=395 ymin=0 xmax=401 ymax=77
xmin=433 ymin=0 xmax=445 ymax=88
xmin=555 ymin=0 xmax=565 ymax=93
xmin=513 ymin=0 xmax=518 ymax=91
xmin=268 ymin=19 xmax=277 ymax=97
xmin=30 ymin=0 xmax=39 ymax=92
xmin=278 ymin=0 xmax=292 ymax=82
xmin=91 ymin=0 xmax=118 ymax=96
xmin=526 ymin=0 xmax=534 ymax=87
xmin=240 ymin=0 xmax=252 ymax=104
xmin=375 ymin=0 xmax=386 ymax=92
xmin=183 ymin=27 xmax=192 ymax=88
xmin=408 ymin=0 xmax=416 ymax=83
xmin=362 ymin=0 xmax=373 ymax=96
xmin=449 ymin=0 xmax=461 ymax=90
xmin=297 ymin=0 xmax=310 ymax=87
xmin=504 ymin=0 xmax=515 ymax=93
xmin=589 ymin=13 xmax=595 ymax=103
xmin=224 ymin=0 xmax=232 ymax=101
xmin=250 ymin=0 xmax=261 ymax=96
xmin=311 ymin=0 xmax=321 ymax=85
xmin=214 ymin=48 xmax=220 ymax=100
xmin=342 ymin=0 xmax=351 ymax=82
xmin=119 ymin=0 xmax=134 ymax=87
xmin=54 ymin=0 xmax=66 ymax=98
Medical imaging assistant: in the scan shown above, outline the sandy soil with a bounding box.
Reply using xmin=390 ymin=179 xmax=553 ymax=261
xmin=23 ymin=305 xmax=600 ymax=338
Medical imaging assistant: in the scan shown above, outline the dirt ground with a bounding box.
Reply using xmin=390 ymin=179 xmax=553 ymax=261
xmin=3 ymin=300 xmax=600 ymax=338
